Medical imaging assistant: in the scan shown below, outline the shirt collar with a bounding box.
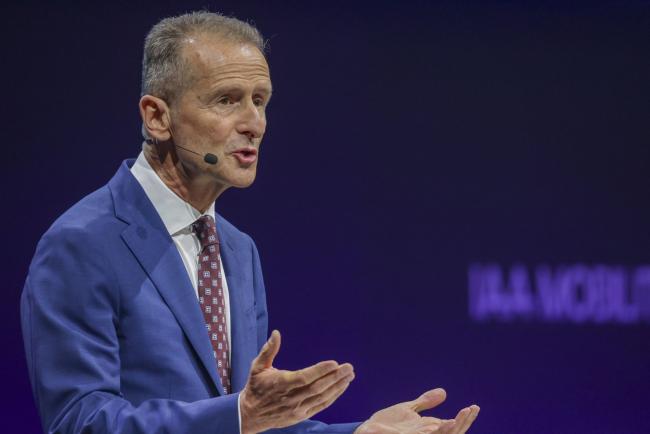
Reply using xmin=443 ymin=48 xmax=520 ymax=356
xmin=130 ymin=151 xmax=215 ymax=236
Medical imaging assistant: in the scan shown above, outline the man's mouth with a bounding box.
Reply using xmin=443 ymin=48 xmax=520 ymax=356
xmin=230 ymin=147 xmax=258 ymax=165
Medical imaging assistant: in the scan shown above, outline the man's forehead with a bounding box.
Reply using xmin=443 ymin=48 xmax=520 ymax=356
xmin=180 ymin=34 xmax=269 ymax=78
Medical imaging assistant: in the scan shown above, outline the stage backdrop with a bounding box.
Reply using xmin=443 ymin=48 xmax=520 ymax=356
xmin=3 ymin=1 xmax=649 ymax=433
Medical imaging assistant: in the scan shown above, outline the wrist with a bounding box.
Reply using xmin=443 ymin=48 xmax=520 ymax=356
xmin=353 ymin=421 xmax=377 ymax=434
xmin=239 ymin=388 xmax=256 ymax=434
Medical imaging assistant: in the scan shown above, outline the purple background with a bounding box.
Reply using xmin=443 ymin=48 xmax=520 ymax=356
xmin=3 ymin=1 xmax=649 ymax=433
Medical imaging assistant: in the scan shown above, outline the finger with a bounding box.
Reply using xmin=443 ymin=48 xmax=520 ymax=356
xmin=301 ymin=374 xmax=354 ymax=417
xmin=449 ymin=407 xmax=471 ymax=434
xmin=282 ymin=360 xmax=343 ymax=390
xmin=272 ymin=363 xmax=352 ymax=410
xmin=302 ymin=369 xmax=354 ymax=409
xmin=303 ymin=371 xmax=354 ymax=417
xmin=408 ymin=416 xmax=444 ymax=433
xmin=270 ymin=364 xmax=354 ymax=411
xmin=456 ymin=405 xmax=480 ymax=434
xmin=252 ymin=330 xmax=281 ymax=372
xmin=413 ymin=419 xmax=443 ymax=434
xmin=408 ymin=388 xmax=447 ymax=412
xmin=418 ymin=416 xmax=443 ymax=427
xmin=299 ymin=363 xmax=354 ymax=396
xmin=437 ymin=419 xmax=456 ymax=434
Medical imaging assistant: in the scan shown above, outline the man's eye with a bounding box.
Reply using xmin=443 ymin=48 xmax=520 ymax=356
xmin=253 ymin=97 xmax=265 ymax=107
xmin=217 ymin=97 xmax=234 ymax=105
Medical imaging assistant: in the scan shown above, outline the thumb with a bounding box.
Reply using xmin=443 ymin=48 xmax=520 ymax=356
xmin=252 ymin=330 xmax=281 ymax=372
xmin=408 ymin=388 xmax=447 ymax=413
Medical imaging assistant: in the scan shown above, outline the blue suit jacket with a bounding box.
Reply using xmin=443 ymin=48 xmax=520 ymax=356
xmin=21 ymin=160 xmax=359 ymax=434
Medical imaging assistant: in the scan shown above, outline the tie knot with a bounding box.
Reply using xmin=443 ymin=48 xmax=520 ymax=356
xmin=192 ymin=215 xmax=219 ymax=248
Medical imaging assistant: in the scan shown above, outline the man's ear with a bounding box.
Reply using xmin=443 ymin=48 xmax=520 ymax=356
xmin=139 ymin=95 xmax=173 ymax=142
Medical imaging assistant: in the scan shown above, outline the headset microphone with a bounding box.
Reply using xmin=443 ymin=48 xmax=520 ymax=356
xmin=175 ymin=144 xmax=219 ymax=165
xmin=145 ymin=138 xmax=218 ymax=165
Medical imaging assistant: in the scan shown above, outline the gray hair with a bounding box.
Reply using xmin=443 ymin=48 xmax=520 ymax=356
xmin=141 ymin=11 xmax=266 ymax=102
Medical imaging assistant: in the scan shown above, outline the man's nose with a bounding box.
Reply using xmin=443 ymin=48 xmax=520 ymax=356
xmin=236 ymin=100 xmax=266 ymax=140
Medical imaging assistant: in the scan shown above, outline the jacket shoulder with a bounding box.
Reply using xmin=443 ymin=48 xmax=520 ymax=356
xmin=35 ymin=185 xmax=125 ymax=258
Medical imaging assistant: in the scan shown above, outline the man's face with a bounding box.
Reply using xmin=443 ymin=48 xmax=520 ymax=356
xmin=169 ymin=35 xmax=272 ymax=188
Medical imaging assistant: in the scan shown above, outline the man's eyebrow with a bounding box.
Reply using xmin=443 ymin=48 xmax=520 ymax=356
xmin=205 ymin=83 xmax=273 ymax=96
xmin=256 ymin=86 xmax=273 ymax=96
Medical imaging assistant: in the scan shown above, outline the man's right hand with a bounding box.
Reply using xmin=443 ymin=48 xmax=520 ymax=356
xmin=239 ymin=330 xmax=355 ymax=434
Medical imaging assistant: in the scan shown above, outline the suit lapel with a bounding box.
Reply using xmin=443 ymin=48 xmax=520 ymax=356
xmin=109 ymin=160 xmax=225 ymax=395
xmin=216 ymin=216 xmax=256 ymax=392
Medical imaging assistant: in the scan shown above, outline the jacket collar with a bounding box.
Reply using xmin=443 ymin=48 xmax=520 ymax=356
xmin=108 ymin=159 xmax=240 ymax=395
xmin=130 ymin=151 xmax=216 ymax=236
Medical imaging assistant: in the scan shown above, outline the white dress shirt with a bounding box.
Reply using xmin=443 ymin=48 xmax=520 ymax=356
xmin=130 ymin=152 xmax=242 ymax=432
xmin=130 ymin=152 xmax=233 ymax=354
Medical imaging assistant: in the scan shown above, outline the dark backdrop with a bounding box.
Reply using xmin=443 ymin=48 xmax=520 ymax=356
xmin=3 ymin=1 xmax=649 ymax=433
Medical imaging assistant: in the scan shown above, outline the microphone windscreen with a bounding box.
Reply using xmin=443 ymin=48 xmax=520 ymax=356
xmin=204 ymin=153 xmax=218 ymax=165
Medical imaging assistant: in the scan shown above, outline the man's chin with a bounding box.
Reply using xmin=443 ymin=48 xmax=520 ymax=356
xmin=228 ymin=175 xmax=256 ymax=189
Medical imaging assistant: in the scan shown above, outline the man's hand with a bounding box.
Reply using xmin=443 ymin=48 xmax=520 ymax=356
xmin=239 ymin=330 xmax=355 ymax=434
xmin=354 ymin=388 xmax=480 ymax=434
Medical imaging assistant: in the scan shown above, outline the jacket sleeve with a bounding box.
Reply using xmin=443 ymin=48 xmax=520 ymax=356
xmin=21 ymin=225 xmax=240 ymax=434
xmin=248 ymin=239 xmax=362 ymax=434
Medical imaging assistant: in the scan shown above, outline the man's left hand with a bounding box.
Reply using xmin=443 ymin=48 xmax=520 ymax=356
xmin=354 ymin=388 xmax=480 ymax=434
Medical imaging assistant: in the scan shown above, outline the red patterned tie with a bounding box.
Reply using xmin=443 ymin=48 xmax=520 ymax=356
xmin=192 ymin=215 xmax=231 ymax=394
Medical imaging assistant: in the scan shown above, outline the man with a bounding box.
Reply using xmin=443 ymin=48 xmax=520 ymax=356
xmin=20 ymin=12 xmax=479 ymax=434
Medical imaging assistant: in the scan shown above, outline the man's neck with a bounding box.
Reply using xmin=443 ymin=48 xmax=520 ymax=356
xmin=143 ymin=143 xmax=227 ymax=213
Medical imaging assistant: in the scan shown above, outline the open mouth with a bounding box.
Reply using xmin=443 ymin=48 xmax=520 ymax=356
xmin=236 ymin=149 xmax=257 ymax=157
xmin=231 ymin=147 xmax=258 ymax=164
